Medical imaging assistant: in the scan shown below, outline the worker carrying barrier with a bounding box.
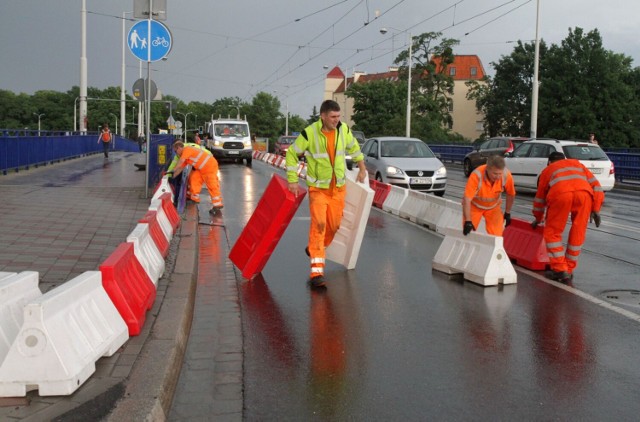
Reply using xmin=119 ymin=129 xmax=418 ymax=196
xmin=229 ymin=173 xmax=307 ymax=280
xmin=127 ymin=223 xmax=165 ymax=286
xmin=432 ymin=227 xmax=517 ymax=286
xmin=0 ymin=272 xmax=42 ymax=370
xmin=139 ymin=210 xmax=170 ymax=258
xmin=503 ymin=217 xmax=549 ymax=270
xmin=99 ymin=242 xmax=156 ymax=336
xmin=0 ymin=271 xmax=128 ymax=397
xmin=325 ymin=170 xmax=375 ymax=269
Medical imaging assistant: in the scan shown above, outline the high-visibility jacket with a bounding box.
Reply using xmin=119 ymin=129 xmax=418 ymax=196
xmin=178 ymin=145 xmax=218 ymax=174
xmin=285 ymin=120 xmax=363 ymax=188
xmin=464 ymin=164 xmax=516 ymax=211
xmin=167 ymin=142 xmax=210 ymax=173
xmin=533 ymin=159 xmax=604 ymax=221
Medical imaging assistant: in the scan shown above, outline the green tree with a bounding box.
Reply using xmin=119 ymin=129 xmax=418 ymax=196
xmin=245 ymin=92 xmax=281 ymax=142
xmin=348 ymin=79 xmax=405 ymax=136
xmin=307 ymin=106 xmax=319 ymax=125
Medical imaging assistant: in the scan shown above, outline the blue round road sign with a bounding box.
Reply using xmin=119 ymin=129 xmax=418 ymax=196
xmin=127 ymin=20 xmax=172 ymax=62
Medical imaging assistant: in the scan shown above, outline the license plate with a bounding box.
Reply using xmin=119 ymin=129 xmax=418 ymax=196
xmin=411 ymin=177 xmax=431 ymax=184
xmin=228 ymin=150 xmax=239 ymax=155
xmin=589 ymin=168 xmax=602 ymax=174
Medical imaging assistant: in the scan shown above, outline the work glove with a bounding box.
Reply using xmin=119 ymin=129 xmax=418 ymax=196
xmin=590 ymin=211 xmax=601 ymax=228
xmin=531 ymin=220 xmax=541 ymax=230
xmin=463 ymin=221 xmax=475 ymax=236
xmin=503 ymin=212 xmax=511 ymax=227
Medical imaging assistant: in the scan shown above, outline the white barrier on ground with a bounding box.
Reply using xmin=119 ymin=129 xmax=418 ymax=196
xmin=149 ymin=199 xmax=173 ymax=242
xmin=0 ymin=271 xmax=128 ymax=397
xmin=382 ymin=185 xmax=408 ymax=216
xmin=326 ymin=171 xmax=374 ymax=269
xmin=151 ymin=176 xmax=174 ymax=203
xmin=127 ymin=223 xmax=165 ymax=287
xmin=0 ymin=272 xmax=42 ymax=371
xmin=415 ymin=194 xmax=448 ymax=229
xmin=432 ymin=227 xmax=517 ymax=286
xmin=435 ymin=198 xmax=464 ymax=234
xmin=399 ymin=190 xmax=429 ymax=222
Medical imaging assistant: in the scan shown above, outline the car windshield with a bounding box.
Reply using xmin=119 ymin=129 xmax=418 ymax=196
xmin=214 ymin=123 xmax=248 ymax=137
xmin=562 ymin=144 xmax=609 ymax=161
xmin=381 ymin=141 xmax=435 ymax=158
xmin=279 ymin=137 xmax=296 ymax=144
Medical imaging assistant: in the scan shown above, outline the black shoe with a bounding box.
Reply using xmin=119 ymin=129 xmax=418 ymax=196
xmin=305 ymin=246 xmax=310 ymax=257
xmin=545 ymin=270 xmax=571 ymax=283
xmin=209 ymin=207 xmax=222 ymax=215
xmin=309 ymin=275 xmax=326 ymax=288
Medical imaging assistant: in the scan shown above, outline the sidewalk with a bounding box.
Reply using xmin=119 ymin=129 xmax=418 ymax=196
xmin=0 ymin=152 xmax=201 ymax=421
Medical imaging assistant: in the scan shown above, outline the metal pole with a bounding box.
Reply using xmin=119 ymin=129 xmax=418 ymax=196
xmin=120 ymin=11 xmax=128 ymax=138
xmin=406 ymin=33 xmax=412 ymax=138
xmin=145 ymin=0 xmax=152 ymax=198
xmin=285 ymin=102 xmax=289 ymax=136
xmin=79 ymin=0 xmax=88 ymax=133
xmin=530 ymin=0 xmax=541 ymax=138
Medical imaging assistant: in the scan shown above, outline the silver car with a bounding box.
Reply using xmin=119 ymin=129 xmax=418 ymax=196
xmin=361 ymin=137 xmax=447 ymax=196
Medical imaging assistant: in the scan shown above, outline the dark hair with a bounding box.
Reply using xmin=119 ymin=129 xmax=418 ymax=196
xmin=548 ymin=151 xmax=565 ymax=163
xmin=320 ymin=99 xmax=340 ymax=114
xmin=486 ymin=155 xmax=505 ymax=169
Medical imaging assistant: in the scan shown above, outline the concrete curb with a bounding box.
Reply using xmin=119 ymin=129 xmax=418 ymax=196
xmin=106 ymin=204 xmax=199 ymax=421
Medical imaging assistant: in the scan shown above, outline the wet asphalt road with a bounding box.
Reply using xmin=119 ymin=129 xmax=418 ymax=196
xmin=212 ymin=160 xmax=640 ymax=420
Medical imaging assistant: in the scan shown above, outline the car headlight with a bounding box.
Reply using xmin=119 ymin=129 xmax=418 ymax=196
xmin=386 ymin=166 xmax=404 ymax=176
xmin=214 ymin=140 xmax=223 ymax=147
xmin=243 ymin=140 xmax=251 ymax=146
xmin=435 ymin=166 xmax=447 ymax=177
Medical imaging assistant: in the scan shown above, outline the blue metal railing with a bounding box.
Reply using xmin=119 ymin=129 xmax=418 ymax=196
xmin=428 ymin=144 xmax=640 ymax=183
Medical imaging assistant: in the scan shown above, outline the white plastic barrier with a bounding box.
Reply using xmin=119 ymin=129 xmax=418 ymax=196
xmin=151 ymin=176 xmax=174 ymax=203
xmin=149 ymin=199 xmax=173 ymax=242
xmin=127 ymin=223 xmax=165 ymax=287
xmin=382 ymin=185 xmax=409 ymax=216
xmin=0 ymin=271 xmax=128 ymax=397
xmin=435 ymin=198 xmax=464 ymax=234
xmin=262 ymin=152 xmax=272 ymax=162
xmin=432 ymin=227 xmax=517 ymax=286
xmin=399 ymin=189 xmax=429 ymax=222
xmin=415 ymin=194 xmax=448 ymax=229
xmin=326 ymin=171 xmax=374 ymax=269
xmin=0 ymin=272 xmax=42 ymax=371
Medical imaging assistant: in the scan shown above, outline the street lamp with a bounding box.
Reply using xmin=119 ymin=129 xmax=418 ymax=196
xmin=193 ymin=114 xmax=198 ymax=133
xmin=109 ymin=113 xmax=119 ymax=135
xmin=176 ymin=111 xmax=192 ymax=140
xmin=33 ymin=113 xmax=45 ymax=135
xmin=381 ymin=28 xmax=413 ymax=137
xmin=530 ymin=0 xmax=541 ymax=138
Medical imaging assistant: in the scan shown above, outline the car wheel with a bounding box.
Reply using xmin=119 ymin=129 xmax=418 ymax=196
xmin=375 ymin=173 xmax=383 ymax=183
xmin=463 ymin=159 xmax=472 ymax=177
xmin=245 ymin=157 xmax=252 ymax=167
xmin=434 ymin=191 xmax=445 ymax=197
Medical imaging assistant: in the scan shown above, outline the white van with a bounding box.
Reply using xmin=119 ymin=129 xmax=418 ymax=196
xmin=205 ymin=118 xmax=253 ymax=166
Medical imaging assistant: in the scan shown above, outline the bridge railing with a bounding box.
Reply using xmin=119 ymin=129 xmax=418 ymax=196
xmin=428 ymin=144 xmax=640 ymax=183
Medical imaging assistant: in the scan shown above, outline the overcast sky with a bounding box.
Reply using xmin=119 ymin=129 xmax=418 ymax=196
xmin=2 ymin=0 xmax=640 ymax=121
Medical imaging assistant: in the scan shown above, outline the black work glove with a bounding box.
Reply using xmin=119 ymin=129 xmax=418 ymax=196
xmin=463 ymin=221 xmax=475 ymax=236
xmin=590 ymin=211 xmax=601 ymax=228
xmin=531 ymin=220 xmax=541 ymax=230
xmin=503 ymin=212 xmax=511 ymax=227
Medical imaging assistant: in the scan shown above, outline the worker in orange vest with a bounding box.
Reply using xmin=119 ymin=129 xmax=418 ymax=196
xmin=171 ymin=141 xmax=224 ymax=214
xmin=462 ymin=155 xmax=516 ymax=236
xmin=532 ymin=152 xmax=604 ymax=283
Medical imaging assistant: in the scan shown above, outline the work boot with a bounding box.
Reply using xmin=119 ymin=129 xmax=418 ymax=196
xmin=545 ymin=270 xmax=572 ymax=283
xmin=309 ymin=275 xmax=326 ymax=289
xmin=209 ymin=206 xmax=223 ymax=215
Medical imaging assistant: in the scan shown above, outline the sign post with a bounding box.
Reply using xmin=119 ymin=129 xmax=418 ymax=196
xmin=127 ymin=14 xmax=172 ymax=197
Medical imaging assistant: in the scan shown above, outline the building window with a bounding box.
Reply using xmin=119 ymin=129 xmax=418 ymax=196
xmin=470 ymin=67 xmax=477 ymax=77
xmin=449 ymin=67 xmax=456 ymax=76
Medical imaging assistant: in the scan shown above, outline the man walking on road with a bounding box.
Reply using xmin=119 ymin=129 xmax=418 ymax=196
xmin=171 ymin=140 xmax=224 ymax=214
xmin=462 ymin=155 xmax=516 ymax=236
xmin=286 ymin=100 xmax=366 ymax=289
xmin=531 ymin=152 xmax=604 ymax=283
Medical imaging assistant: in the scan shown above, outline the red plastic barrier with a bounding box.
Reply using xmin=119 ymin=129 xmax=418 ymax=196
xmin=159 ymin=192 xmax=180 ymax=232
xmin=229 ymin=174 xmax=307 ymax=279
xmin=503 ymin=217 xmax=549 ymax=270
xmin=371 ymin=180 xmax=391 ymax=208
xmin=139 ymin=210 xmax=169 ymax=257
xmin=99 ymin=242 xmax=156 ymax=336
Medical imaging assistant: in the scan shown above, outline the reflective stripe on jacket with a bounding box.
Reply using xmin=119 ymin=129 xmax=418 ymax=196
xmin=285 ymin=120 xmax=363 ymax=188
xmin=168 ymin=143 xmax=210 ymax=172
xmin=466 ymin=164 xmax=514 ymax=211
xmin=180 ymin=145 xmax=216 ymax=173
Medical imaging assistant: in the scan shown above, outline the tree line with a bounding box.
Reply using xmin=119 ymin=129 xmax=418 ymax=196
xmin=2 ymin=26 xmax=639 ymax=147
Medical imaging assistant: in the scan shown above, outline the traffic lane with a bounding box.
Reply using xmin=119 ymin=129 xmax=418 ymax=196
xmin=220 ymin=162 xmax=640 ymax=420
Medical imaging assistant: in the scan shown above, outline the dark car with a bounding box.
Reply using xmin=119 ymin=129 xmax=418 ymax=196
xmin=463 ymin=136 xmax=528 ymax=177
xmin=352 ymin=130 xmax=366 ymax=146
xmin=274 ymin=135 xmax=297 ymax=156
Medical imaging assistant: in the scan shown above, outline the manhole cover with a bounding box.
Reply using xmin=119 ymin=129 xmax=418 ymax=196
xmin=601 ymin=290 xmax=640 ymax=308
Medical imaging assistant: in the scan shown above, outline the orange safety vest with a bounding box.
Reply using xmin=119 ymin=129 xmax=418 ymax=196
xmin=465 ymin=164 xmax=515 ymax=210
xmin=180 ymin=146 xmax=217 ymax=173
xmin=101 ymin=130 xmax=111 ymax=142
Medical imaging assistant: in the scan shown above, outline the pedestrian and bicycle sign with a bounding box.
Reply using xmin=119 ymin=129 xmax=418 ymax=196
xmin=128 ymin=20 xmax=172 ymax=62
